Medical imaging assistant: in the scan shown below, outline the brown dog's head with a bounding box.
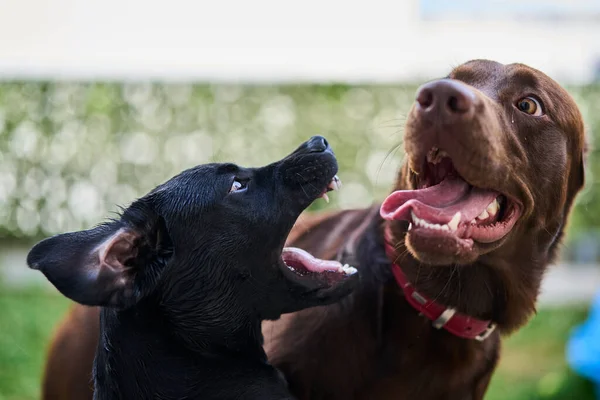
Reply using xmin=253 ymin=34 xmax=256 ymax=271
xmin=381 ymin=60 xmax=586 ymax=267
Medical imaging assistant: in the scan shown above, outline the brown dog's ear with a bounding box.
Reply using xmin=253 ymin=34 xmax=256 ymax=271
xmin=580 ymin=139 xmax=589 ymax=187
xmin=27 ymin=206 xmax=172 ymax=308
xmin=570 ymin=138 xmax=589 ymax=198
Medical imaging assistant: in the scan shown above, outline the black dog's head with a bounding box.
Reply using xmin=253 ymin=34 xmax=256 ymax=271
xmin=27 ymin=136 xmax=358 ymax=324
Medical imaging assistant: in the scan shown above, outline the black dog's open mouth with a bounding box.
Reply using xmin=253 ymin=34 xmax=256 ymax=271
xmin=381 ymin=147 xmax=522 ymax=247
xmin=280 ymin=175 xmax=357 ymax=285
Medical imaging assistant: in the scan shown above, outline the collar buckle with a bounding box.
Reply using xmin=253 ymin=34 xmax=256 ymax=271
xmin=475 ymin=323 xmax=497 ymax=342
xmin=432 ymin=307 xmax=457 ymax=329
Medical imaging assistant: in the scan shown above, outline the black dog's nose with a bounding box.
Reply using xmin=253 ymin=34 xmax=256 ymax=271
xmin=415 ymin=79 xmax=476 ymax=120
xmin=305 ymin=135 xmax=330 ymax=153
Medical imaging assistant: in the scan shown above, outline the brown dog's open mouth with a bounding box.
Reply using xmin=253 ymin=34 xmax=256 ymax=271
xmin=381 ymin=148 xmax=522 ymax=247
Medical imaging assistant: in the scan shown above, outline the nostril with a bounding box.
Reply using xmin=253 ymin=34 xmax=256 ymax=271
xmin=448 ymin=96 xmax=459 ymax=112
xmin=416 ymin=88 xmax=434 ymax=109
xmin=447 ymin=94 xmax=471 ymax=114
xmin=322 ymin=138 xmax=329 ymax=148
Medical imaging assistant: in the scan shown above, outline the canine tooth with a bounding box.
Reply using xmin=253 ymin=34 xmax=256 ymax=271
xmin=477 ymin=209 xmax=489 ymax=220
xmin=447 ymin=212 xmax=461 ymax=232
xmin=486 ymin=199 xmax=499 ymax=216
xmin=321 ymin=193 xmax=330 ymax=203
xmin=408 ymin=223 xmax=413 ymax=230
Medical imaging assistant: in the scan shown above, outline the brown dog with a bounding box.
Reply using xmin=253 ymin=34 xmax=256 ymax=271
xmin=41 ymin=60 xmax=586 ymax=400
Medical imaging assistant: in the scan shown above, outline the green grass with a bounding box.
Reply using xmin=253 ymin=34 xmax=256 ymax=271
xmin=0 ymin=286 xmax=595 ymax=400
xmin=0 ymin=287 xmax=71 ymax=400
xmin=487 ymin=307 xmax=595 ymax=400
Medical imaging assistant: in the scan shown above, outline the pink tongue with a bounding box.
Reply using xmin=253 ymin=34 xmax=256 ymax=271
xmin=380 ymin=177 xmax=498 ymax=225
xmin=282 ymin=247 xmax=343 ymax=273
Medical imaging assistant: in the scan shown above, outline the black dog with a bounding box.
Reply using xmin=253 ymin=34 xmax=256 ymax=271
xmin=27 ymin=136 xmax=358 ymax=400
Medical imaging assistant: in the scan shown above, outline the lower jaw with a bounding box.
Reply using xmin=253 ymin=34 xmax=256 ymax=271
xmin=404 ymin=228 xmax=479 ymax=265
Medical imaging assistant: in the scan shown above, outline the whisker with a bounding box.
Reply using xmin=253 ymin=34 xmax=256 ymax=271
xmin=295 ymin=177 xmax=309 ymax=199
xmin=295 ymin=171 xmax=320 ymax=194
xmin=432 ymin=266 xmax=456 ymax=304
xmin=375 ymin=142 xmax=403 ymax=185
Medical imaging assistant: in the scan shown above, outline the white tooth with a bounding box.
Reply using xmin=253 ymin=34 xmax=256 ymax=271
xmin=477 ymin=209 xmax=489 ymax=220
xmin=411 ymin=211 xmax=418 ymax=224
xmin=333 ymin=175 xmax=342 ymax=190
xmin=408 ymin=211 xmax=448 ymax=231
xmin=447 ymin=212 xmax=461 ymax=232
xmin=327 ymin=175 xmax=342 ymax=191
xmin=408 ymin=223 xmax=413 ymax=230
xmin=342 ymin=264 xmax=358 ymax=275
xmin=412 ymin=211 xmax=450 ymax=231
xmin=321 ymin=193 xmax=330 ymax=203
xmin=486 ymin=199 xmax=499 ymax=216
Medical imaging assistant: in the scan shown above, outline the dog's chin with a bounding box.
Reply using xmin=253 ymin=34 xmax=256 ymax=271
xmin=404 ymin=228 xmax=478 ymax=266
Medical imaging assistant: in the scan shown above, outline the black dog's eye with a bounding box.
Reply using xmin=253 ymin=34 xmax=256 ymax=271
xmin=516 ymin=97 xmax=544 ymax=116
xmin=229 ymin=179 xmax=247 ymax=193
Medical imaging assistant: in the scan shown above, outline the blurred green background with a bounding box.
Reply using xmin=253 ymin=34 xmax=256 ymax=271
xmin=0 ymin=82 xmax=598 ymax=399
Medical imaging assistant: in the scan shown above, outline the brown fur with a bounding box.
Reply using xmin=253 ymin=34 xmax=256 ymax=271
xmin=42 ymin=305 xmax=98 ymax=399
xmin=40 ymin=60 xmax=586 ymax=400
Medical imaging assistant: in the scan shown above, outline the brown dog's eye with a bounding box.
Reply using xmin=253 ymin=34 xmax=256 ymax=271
xmin=516 ymin=97 xmax=543 ymax=116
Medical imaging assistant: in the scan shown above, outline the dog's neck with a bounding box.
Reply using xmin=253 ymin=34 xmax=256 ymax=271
xmin=353 ymin=214 xmax=547 ymax=335
xmin=92 ymin=296 xmax=269 ymax=399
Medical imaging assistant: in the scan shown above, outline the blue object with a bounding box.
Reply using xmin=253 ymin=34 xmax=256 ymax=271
xmin=567 ymin=291 xmax=600 ymax=399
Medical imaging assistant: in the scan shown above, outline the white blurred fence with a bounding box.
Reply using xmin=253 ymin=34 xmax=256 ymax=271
xmin=0 ymin=0 xmax=599 ymax=84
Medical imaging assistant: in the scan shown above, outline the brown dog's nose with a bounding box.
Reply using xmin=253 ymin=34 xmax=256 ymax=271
xmin=415 ymin=79 xmax=476 ymax=119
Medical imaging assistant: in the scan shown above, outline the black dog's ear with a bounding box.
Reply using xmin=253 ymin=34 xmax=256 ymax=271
xmin=27 ymin=206 xmax=172 ymax=308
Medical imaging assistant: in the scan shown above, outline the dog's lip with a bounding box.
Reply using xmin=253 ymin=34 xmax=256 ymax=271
xmin=280 ymin=247 xmax=357 ymax=278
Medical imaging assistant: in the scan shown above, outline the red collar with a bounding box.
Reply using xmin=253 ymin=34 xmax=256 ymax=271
xmin=384 ymin=226 xmax=496 ymax=341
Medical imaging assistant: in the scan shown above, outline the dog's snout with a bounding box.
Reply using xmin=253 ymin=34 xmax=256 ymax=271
xmin=415 ymin=79 xmax=476 ymax=119
xmin=306 ymin=135 xmax=330 ymax=153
